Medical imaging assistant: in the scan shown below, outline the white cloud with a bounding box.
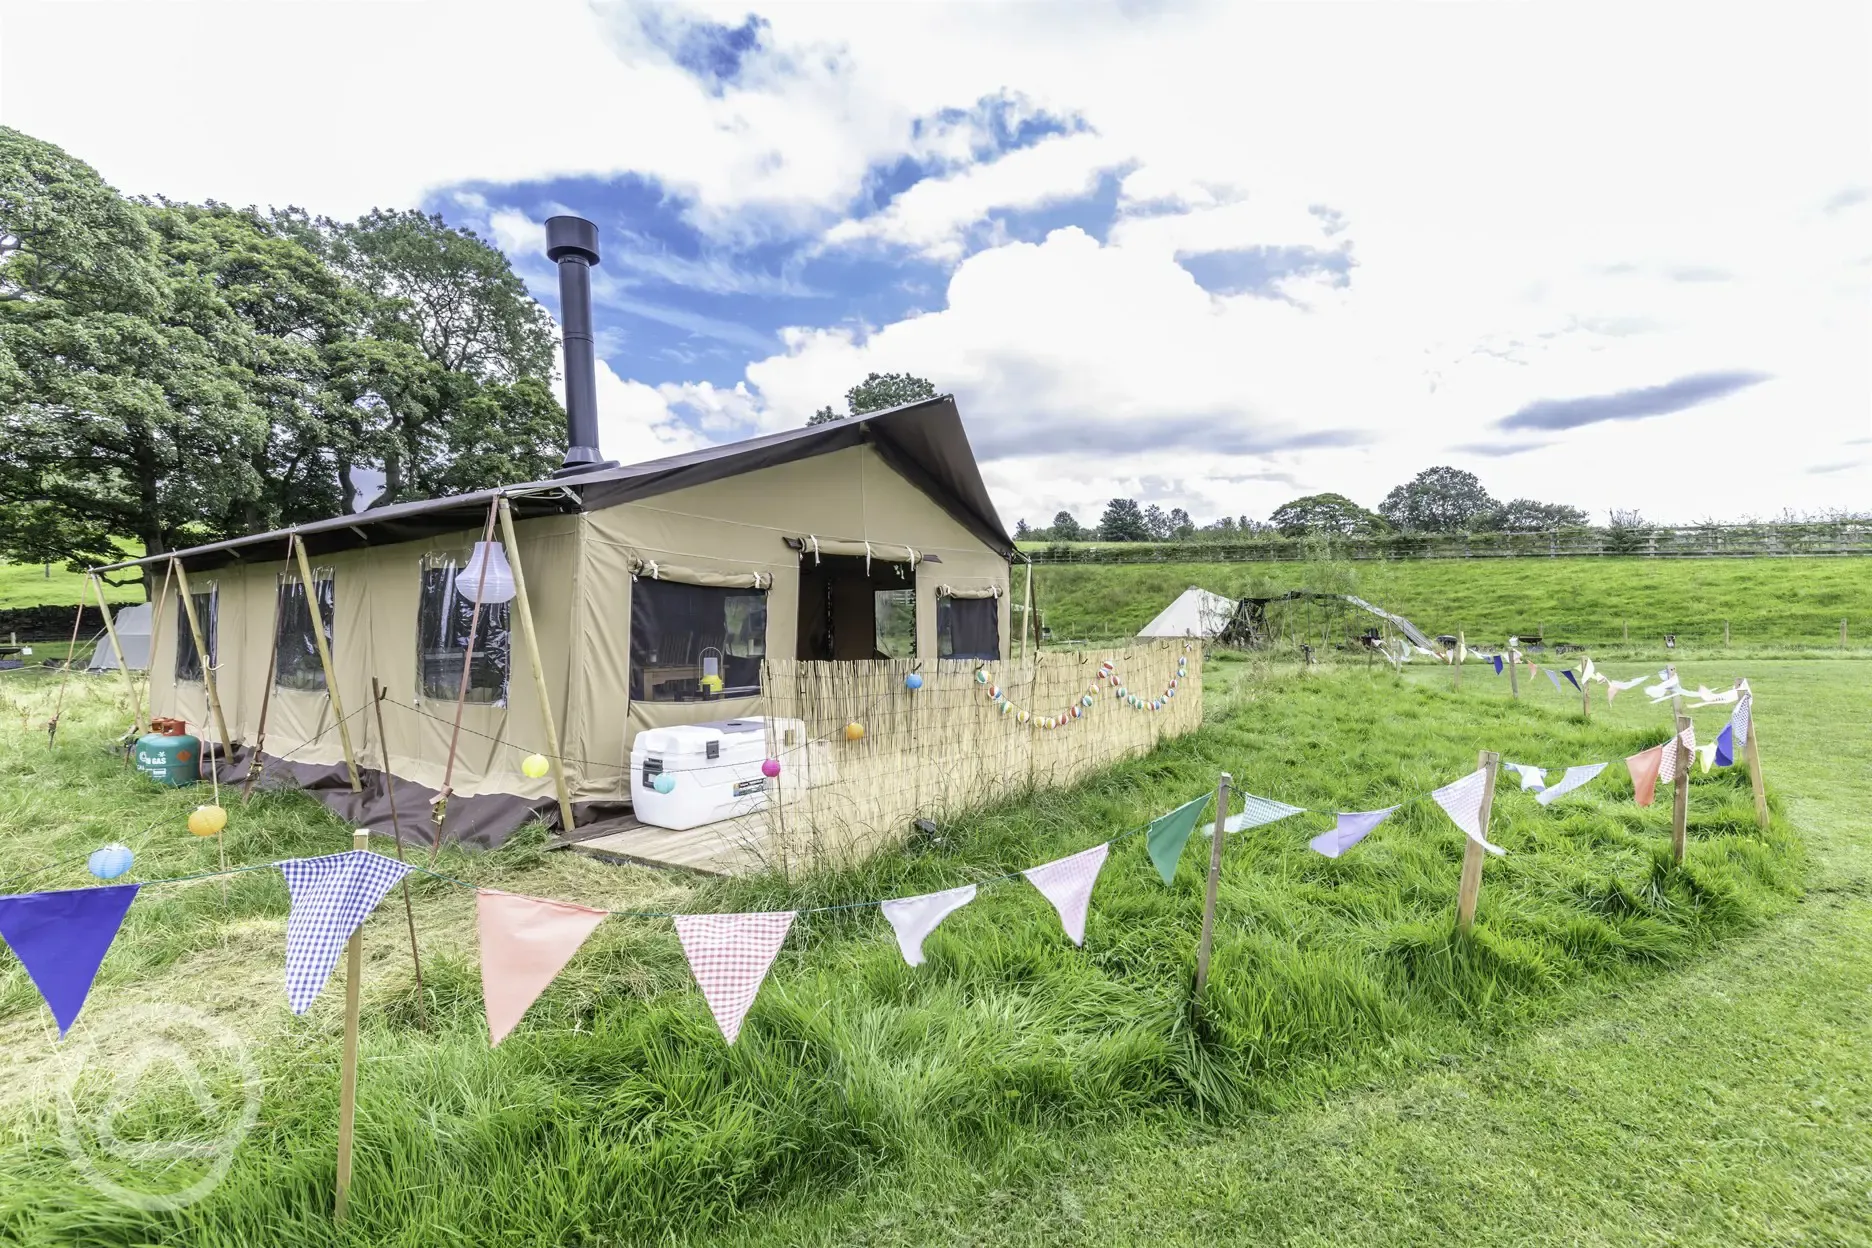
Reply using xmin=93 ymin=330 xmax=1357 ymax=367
xmin=6 ymin=0 xmax=1867 ymax=524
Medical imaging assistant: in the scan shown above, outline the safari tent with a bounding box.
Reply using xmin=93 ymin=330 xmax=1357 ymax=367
xmin=1137 ymin=587 xmax=1238 ymax=639
xmin=95 ymin=215 xmax=1199 ymax=868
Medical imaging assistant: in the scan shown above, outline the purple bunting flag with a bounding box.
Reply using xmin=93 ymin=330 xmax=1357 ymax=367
xmin=0 ymin=884 xmax=140 ymax=1036
xmin=1714 ymin=724 xmax=1735 ymax=767
xmin=1309 ymin=807 xmax=1399 ymax=859
xmin=1562 ymin=669 xmax=1581 ymax=691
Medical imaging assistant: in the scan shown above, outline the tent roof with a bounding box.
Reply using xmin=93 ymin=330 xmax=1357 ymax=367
xmin=98 ymin=395 xmax=1012 ymax=575
xmin=1136 ymin=587 xmax=1239 ymax=638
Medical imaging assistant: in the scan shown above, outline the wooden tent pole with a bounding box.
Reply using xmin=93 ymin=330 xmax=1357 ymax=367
xmin=242 ymin=538 xmax=289 ymax=801
xmin=171 ymin=559 xmax=234 ymax=773
xmin=292 ymin=533 xmax=361 ymax=792
xmin=91 ymin=572 xmax=142 ymax=733
xmin=371 ymin=677 xmax=428 ymax=1029
xmin=1019 ymin=557 xmax=1034 ymax=664
xmin=47 ymin=594 xmax=87 ymax=747
xmin=497 ymin=496 xmax=577 ymax=837
xmin=434 ymin=498 xmax=502 ymax=860
xmin=144 ymin=561 xmax=173 ymax=730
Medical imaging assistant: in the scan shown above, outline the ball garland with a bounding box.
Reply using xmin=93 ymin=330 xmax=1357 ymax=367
xmin=188 ymin=805 xmax=227 ymax=838
xmin=521 ymin=753 xmax=551 ymax=779
xmin=88 ymin=843 xmax=134 ymax=880
xmin=761 ymin=758 xmax=782 ymax=778
xmin=905 ymin=673 xmax=924 ymax=691
xmin=652 ymin=772 xmax=676 ymax=794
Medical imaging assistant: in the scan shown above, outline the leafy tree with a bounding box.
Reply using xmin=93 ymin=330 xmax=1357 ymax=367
xmin=805 ymin=371 xmax=937 ymax=425
xmin=1049 ymin=510 xmax=1085 ymax=542
xmin=1167 ymin=506 xmax=1195 ymax=539
xmin=1013 ymin=518 xmax=1033 ymax=540
xmin=1476 ymin=498 xmax=1591 ymax=532
xmin=1378 ymin=466 xmax=1497 ymax=532
xmin=1143 ymin=503 xmax=1171 ymax=541
xmin=1097 ymin=497 xmax=1150 ymax=542
xmin=1269 ymin=493 xmax=1389 ymax=537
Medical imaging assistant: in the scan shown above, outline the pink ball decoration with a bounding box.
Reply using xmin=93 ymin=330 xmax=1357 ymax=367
xmin=761 ymin=758 xmax=781 ymax=778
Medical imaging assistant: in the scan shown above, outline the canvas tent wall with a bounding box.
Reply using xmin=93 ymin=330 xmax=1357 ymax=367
xmin=109 ymin=396 xmax=1016 ymax=850
xmin=1137 ymin=587 xmax=1238 ymax=639
xmin=88 ymin=603 xmax=152 ymax=671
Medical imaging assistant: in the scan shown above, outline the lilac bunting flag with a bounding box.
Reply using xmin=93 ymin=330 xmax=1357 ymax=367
xmin=1023 ymin=842 xmax=1109 ymax=946
xmin=280 ymin=850 xmax=414 ymax=1014
xmin=673 ymin=911 xmax=796 ymax=1044
xmin=0 ymin=884 xmax=140 ymax=1036
xmin=880 ymin=885 xmax=976 ymax=967
xmin=1432 ymin=769 xmax=1506 ymax=856
xmin=1491 ymin=655 xmax=1504 ymax=675
xmin=1714 ymin=724 xmax=1735 ymax=767
xmin=1546 ymin=669 xmax=1566 ymax=694
xmin=1535 ymin=763 xmax=1608 ymax=807
xmin=1308 ymin=807 xmax=1398 ymax=859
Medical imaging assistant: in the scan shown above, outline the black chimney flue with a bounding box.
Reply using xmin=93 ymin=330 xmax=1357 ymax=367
xmin=546 ymin=215 xmax=616 ymax=476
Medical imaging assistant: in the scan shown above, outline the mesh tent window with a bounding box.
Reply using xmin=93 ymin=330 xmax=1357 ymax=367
xmin=630 ymin=579 xmax=768 ymax=702
xmin=174 ymin=584 xmax=217 ymax=683
xmin=938 ymin=596 xmax=999 ymax=660
xmin=416 ymin=554 xmax=510 ymax=705
xmin=275 ymin=568 xmax=334 ymax=692
xmin=874 ymin=587 xmax=917 ymax=659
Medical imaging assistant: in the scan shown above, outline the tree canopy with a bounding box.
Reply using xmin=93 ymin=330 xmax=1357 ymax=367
xmin=1377 ymin=465 xmax=1496 ymax=533
xmin=1269 ymin=493 xmax=1390 ymax=537
xmin=0 ymin=127 xmax=566 ymax=592
xmin=1097 ymin=497 xmax=1150 ymax=542
xmin=807 ymin=371 xmax=937 ymax=425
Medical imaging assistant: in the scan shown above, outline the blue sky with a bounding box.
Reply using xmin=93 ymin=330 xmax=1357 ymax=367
xmin=11 ymin=0 xmax=1868 ymax=525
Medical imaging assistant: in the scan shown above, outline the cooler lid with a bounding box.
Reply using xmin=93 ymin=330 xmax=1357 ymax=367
xmin=634 ymin=719 xmax=763 ymax=757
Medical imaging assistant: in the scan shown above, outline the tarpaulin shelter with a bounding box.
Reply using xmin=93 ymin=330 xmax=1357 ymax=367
xmin=87 ymin=603 xmax=151 ymax=672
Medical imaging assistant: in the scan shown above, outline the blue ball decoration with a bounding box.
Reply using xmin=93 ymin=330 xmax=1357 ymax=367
xmin=652 ymin=772 xmax=676 ymax=795
xmin=88 ymin=843 xmax=134 ymax=880
xmin=905 ymin=673 xmax=924 ymax=691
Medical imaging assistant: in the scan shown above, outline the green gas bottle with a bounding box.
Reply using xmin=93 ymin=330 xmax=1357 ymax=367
xmin=135 ymin=717 xmax=201 ymax=787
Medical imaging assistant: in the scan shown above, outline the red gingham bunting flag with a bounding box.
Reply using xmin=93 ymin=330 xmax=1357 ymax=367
xmin=1023 ymin=842 xmax=1110 ymax=946
xmin=1658 ymin=725 xmax=1696 ymax=784
xmin=673 ymin=911 xmax=796 ymax=1045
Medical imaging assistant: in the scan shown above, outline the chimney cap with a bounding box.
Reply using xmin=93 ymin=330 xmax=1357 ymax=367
xmin=545 ymin=215 xmax=600 ymax=266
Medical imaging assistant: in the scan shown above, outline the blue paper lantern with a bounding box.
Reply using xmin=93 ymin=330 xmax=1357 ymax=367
xmin=905 ymin=673 xmax=924 ymax=690
xmin=88 ymin=843 xmax=134 ymax=880
xmin=652 ymin=772 xmax=676 ymax=795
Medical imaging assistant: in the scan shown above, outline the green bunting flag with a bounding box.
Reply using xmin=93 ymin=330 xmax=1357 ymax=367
xmin=1145 ymin=794 xmax=1212 ymax=885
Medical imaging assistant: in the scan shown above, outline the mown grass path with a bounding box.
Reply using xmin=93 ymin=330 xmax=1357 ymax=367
xmin=732 ymin=659 xmax=1870 ymax=1245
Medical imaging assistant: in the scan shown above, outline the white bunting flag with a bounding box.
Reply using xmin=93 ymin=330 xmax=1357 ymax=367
xmin=1731 ymin=690 xmax=1752 ymax=745
xmin=1582 ymin=657 xmax=1597 ymax=684
xmin=1023 ymin=842 xmax=1110 ymax=946
xmin=880 ymin=884 xmax=977 ymax=967
xmin=672 ymin=911 xmax=796 ymax=1045
xmin=1535 ymin=762 xmax=1609 ymax=806
xmin=1502 ymin=762 xmax=1548 ymax=793
xmin=1645 ymin=674 xmax=1682 ymax=703
xmin=1696 ymin=741 xmax=1718 ymax=774
xmin=1683 ymin=685 xmax=1738 ymax=708
xmin=1431 ymin=769 xmax=1506 ymax=856
xmin=1602 ymin=673 xmax=1647 ymax=703
xmin=1657 ymin=726 xmax=1696 ymax=785
xmin=1308 ymin=807 xmax=1398 ymax=859
xmin=1217 ymin=792 xmax=1307 ymax=834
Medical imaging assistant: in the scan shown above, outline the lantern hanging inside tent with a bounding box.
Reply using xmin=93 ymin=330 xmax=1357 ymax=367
xmin=455 ymin=541 xmax=517 ymax=604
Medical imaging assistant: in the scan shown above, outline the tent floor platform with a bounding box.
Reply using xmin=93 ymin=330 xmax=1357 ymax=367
xmin=560 ymin=814 xmax=773 ymax=877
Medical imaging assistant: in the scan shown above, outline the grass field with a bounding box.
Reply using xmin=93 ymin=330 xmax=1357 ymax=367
xmin=0 ymin=551 xmax=144 ymax=612
xmin=1031 ymin=558 xmax=1872 ymax=654
xmin=0 ymin=647 xmax=1828 ymax=1245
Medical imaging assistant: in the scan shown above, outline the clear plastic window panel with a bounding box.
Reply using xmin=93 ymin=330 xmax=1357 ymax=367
xmin=174 ymin=585 xmax=217 ymax=683
xmin=630 ymin=579 xmax=768 ymax=702
xmin=874 ymin=587 xmax=917 ymax=659
xmin=416 ymin=557 xmax=510 ymax=705
xmin=275 ymin=571 xmax=335 ymax=691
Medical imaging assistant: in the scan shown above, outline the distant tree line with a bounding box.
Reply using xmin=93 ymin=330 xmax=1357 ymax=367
xmin=1018 ymin=467 xmax=1596 ymax=543
xmin=0 ymin=127 xmax=565 ymax=593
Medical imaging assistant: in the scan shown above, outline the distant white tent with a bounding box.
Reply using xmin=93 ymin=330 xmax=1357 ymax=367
xmin=1137 ymin=587 xmax=1238 ymax=639
xmin=88 ymin=603 xmax=152 ymax=672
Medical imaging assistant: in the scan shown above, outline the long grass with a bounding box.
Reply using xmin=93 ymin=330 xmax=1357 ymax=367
xmin=0 ymin=651 xmax=1800 ymax=1246
xmin=1033 ymin=557 xmax=1872 ymax=653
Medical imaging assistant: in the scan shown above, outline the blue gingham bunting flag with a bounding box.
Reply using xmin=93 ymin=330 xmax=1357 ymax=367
xmin=280 ymin=850 xmax=413 ymax=1014
xmin=1218 ymin=792 xmax=1307 ymax=834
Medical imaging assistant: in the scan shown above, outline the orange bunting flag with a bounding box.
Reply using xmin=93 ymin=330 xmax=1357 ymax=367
xmin=477 ymin=890 xmax=610 ymax=1046
xmin=1626 ymin=745 xmax=1665 ymax=807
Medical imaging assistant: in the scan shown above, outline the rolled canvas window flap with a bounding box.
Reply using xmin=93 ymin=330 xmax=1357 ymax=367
xmin=627 ymin=557 xmax=771 ymax=590
xmin=936 ymin=583 xmax=1002 ymax=599
xmin=789 ymin=536 xmax=919 ymax=564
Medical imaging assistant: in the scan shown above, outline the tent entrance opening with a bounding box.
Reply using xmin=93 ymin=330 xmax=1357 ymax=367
xmin=796 ymin=553 xmax=917 ymax=660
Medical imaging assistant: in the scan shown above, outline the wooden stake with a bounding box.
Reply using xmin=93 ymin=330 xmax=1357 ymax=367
xmin=91 ymin=573 xmax=141 ymax=733
xmin=1671 ymin=711 xmax=1690 ymax=864
xmin=1019 ymin=558 xmax=1035 ymax=664
xmin=1452 ymin=631 xmax=1464 ymax=690
xmin=1580 ymin=659 xmax=1592 ymax=720
xmin=292 ymin=534 xmax=361 ymax=792
xmin=1193 ymin=771 xmax=1231 ymax=1001
xmin=1456 ymin=750 xmax=1501 ymax=934
xmin=371 ymin=678 xmax=428 ymax=1030
xmin=1739 ymin=678 xmax=1767 ymax=830
xmin=497 ymin=498 xmax=577 ymax=838
xmin=242 ymin=539 xmax=290 ymax=802
xmin=1723 ymin=619 xmax=1730 ymax=647
xmin=435 ymin=498 xmax=502 ymax=861
xmin=1622 ymin=617 xmax=1629 ymax=644
xmin=48 ymin=595 xmax=87 ymax=747
xmin=1507 ymin=638 xmax=1520 ymax=700
xmin=171 ymin=559 xmax=234 ymax=774
xmin=1666 ymin=664 xmax=1685 ymax=721
xmin=334 ymin=828 xmax=367 ymax=1222
xmin=1842 ymin=617 xmax=1849 ymax=648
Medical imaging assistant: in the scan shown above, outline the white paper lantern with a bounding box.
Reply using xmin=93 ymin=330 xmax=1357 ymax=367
xmin=455 ymin=541 xmax=517 ymax=604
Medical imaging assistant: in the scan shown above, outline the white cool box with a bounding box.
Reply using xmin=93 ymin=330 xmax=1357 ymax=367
xmin=629 ymin=717 xmax=834 ymax=831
